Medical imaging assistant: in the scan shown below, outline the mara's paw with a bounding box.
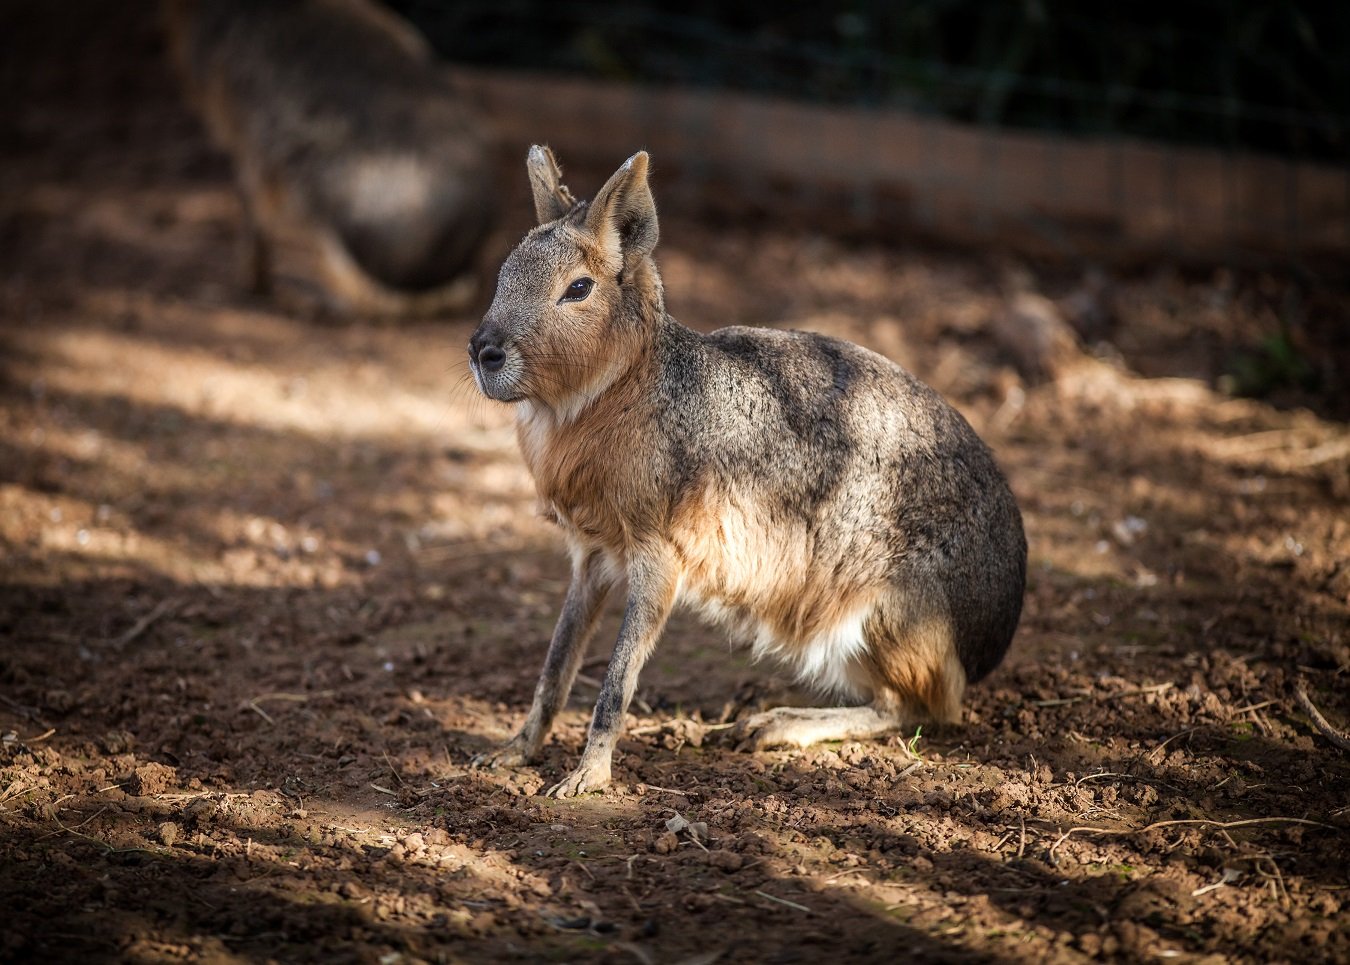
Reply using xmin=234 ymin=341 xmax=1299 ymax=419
xmin=732 ymin=705 xmax=900 ymax=751
xmin=732 ymin=707 xmax=822 ymax=752
xmin=546 ymin=759 xmax=611 ymax=798
xmin=471 ymin=737 xmax=536 ymax=770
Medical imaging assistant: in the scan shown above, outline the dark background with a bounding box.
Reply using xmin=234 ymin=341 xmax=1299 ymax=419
xmin=391 ymin=1 xmax=1350 ymax=162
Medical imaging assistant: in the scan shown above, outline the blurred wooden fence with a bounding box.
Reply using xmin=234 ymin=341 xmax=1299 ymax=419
xmin=455 ymin=68 xmax=1350 ymax=266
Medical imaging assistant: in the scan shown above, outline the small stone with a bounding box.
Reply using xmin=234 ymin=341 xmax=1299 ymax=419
xmin=741 ymin=832 xmax=774 ymax=854
xmin=184 ymin=797 xmax=216 ymax=827
xmin=708 ymin=849 xmax=743 ymax=872
xmin=43 ymin=689 xmax=75 ymax=713
xmin=100 ymin=730 xmax=135 ymax=754
xmin=121 ymin=762 xmax=177 ymax=796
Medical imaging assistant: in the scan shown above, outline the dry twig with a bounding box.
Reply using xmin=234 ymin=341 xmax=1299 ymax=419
xmin=639 ymin=784 xmax=690 ymax=797
xmin=0 ymin=781 xmax=31 ymax=807
xmin=1048 ymin=816 xmax=1333 ymax=863
xmin=1294 ymin=682 xmax=1350 ymax=754
xmin=111 ymin=596 xmax=182 ymax=649
xmin=49 ymin=808 xmax=162 ymax=857
xmin=1191 ymin=867 xmax=1241 ymax=897
xmin=1033 ymin=682 xmax=1173 ymax=709
xmin=243 ymin=690 xmax=336 ymax=725
xmin=754 ymin=890 xmax=813 ymax=914
xmin=382 ymin=751 xmax=407 ymax=787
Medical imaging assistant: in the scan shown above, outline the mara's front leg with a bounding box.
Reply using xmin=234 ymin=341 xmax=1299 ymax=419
xmin=548 ymin=548 xmax=680 ymax=797
xmin=474 ymin=550 xmax=612 ymax=769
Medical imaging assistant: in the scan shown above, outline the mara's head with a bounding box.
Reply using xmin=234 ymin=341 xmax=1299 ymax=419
xmin=469 ymin=146 xmax=662 ymax=412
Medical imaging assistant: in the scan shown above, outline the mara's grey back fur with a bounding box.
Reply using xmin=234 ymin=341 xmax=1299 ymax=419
xmin=470 ymin=147 xmax=1026 ymax=796
xmin=166 ymin=0 xmax=496 ymax=312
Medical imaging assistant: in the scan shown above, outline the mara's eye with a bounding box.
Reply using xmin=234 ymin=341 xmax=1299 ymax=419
xmin=559 ymin=277 xmax=594 ymax=303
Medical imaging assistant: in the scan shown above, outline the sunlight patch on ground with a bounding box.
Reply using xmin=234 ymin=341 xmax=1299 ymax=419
xmin=10 ymin=321 xmax=513 ymax=443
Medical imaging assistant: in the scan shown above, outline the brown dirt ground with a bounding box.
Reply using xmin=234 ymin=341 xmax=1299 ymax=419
xmin=2 ymin=6 xmax=1348 ymax=964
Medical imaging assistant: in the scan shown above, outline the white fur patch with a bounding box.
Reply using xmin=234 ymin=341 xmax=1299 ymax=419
xmin=772 ymin=608 xmax=872 ymax=698
xmin=513 ymin=357 xmax=627 ymax=429
xmin=684 ymin=593 xmax=872 ymax=700
xmin=551 ymin=361 xmax=621 ymax=424
xmin=516 ymin=400 xmax=552 ymax=464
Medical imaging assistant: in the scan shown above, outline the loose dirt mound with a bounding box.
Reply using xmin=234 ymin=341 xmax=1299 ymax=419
xmin=1 ymin=6 xmax=1347 ymax=963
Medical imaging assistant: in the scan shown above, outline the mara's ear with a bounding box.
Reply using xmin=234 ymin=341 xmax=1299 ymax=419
xmin=526 ymin=145 xmax=577 ymax=225
xmin=585 ymin=151 xmax=658 ymax=260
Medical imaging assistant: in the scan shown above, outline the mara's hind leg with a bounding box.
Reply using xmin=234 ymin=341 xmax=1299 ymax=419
xmin=733 ymin=702 xmax=905 ymax=751
xmin=232 ymin=160 xmax=284 ymax=298
xmin=234 ymin=181 xmax=273 ymax=297
xmin=733 ymin=604 xmax=967 ymax=752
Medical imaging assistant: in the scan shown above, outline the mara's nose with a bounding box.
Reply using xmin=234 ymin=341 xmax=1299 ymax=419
xmin=477 ymin=344 xmax=506 ymax=373
xmin=468 ymin=330 xmax=507 ymax=373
